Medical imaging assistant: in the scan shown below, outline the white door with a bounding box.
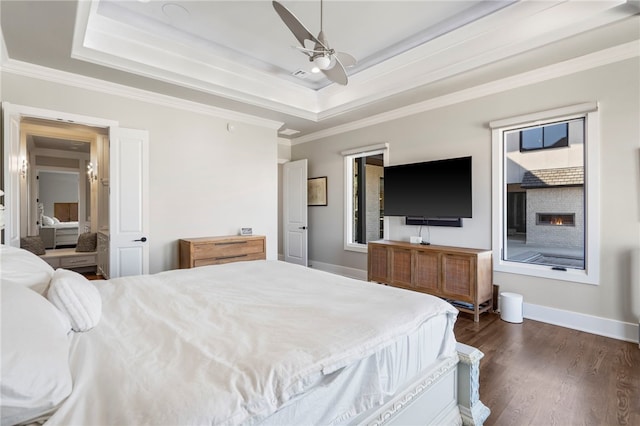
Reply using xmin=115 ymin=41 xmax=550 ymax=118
xmin=283 ymin=159 xmax=308 ymax=266
xmin=2 ymin=105 xmax=22 ymax=247
xmin=109 ymin=128 xmax=149 ymax=277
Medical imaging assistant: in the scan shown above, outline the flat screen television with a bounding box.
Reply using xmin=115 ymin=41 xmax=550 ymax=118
xmin=384 ymin=156 xmax=472 ymax=219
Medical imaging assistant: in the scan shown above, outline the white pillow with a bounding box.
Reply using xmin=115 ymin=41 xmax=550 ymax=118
xmin=42 ymin=215 xmax=54 ymax=226
xmin=52 ymin=217 xmax=61 ymax=224
xmin=1 ymin=281 xmax=72 ymax=426
xmin=0 ymin=245 xmax=54 ymax=295
xmin=47 ymin=269 xmax=102 ymax=332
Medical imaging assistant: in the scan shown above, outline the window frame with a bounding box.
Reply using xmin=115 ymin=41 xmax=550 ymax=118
xmin=490 ymin=103 xmax=600 ymax=285
xmin=342 ymin=143 xmax=388 ymax=253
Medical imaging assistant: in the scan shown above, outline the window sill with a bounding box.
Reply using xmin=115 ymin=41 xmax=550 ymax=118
xmin=344 ymin=243 xmax=368 ymax=254
xmin=494 ymin=261 xmax=598 ymax=285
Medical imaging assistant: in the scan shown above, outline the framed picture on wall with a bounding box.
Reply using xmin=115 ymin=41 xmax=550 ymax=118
xmin=308 ymin=177 xmax=327 ymax=206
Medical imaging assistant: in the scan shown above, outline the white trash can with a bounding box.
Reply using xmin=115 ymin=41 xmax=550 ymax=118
xmin=500 ymin=292 xmax=523 ymax=323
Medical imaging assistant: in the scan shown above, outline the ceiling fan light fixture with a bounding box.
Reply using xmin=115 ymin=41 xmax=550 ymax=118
xmin=311 ymin=66 xmax=321 ymax=73
xmin=313 ymin=55 xmax=331 ymax=70
xmin=273 ymin=0 xmax=355 ymax=85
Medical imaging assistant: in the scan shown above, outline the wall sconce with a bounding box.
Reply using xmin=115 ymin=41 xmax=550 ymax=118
xmin=87 ymin=162 xmax=98 ymax=183
xmin=20 ymin=160 xmax=28 ymax=179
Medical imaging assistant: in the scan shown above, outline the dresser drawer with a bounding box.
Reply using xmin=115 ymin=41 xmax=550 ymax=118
xmin=61 ymin=254 xmax=97 ymax=268
xmin=179 ymin=236 xmax=266 ymax=268
xmin=194 ymin=238 xmax=263 ymax=259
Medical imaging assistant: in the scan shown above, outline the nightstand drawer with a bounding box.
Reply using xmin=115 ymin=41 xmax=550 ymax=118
xmin=61 ymin=254 xmax=97 ymax=268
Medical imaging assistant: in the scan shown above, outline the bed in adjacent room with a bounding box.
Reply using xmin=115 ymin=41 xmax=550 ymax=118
xmin=0 ymin=245 xmax=489 ymax=426
xmin=39 ymin=215 xmax=79 ymax=249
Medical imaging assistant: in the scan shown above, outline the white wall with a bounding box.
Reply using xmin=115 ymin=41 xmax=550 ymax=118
xmin=2 ymin=72 xmax=280 ymax=273
xmin=292 ymin=57 xmax=640 ymax=326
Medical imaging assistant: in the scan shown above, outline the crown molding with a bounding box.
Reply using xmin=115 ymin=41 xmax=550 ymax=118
xmin=291 ymin=41 xmax=639 ymax=145
xmin=0 ymin=59 xmax=284 ymax=131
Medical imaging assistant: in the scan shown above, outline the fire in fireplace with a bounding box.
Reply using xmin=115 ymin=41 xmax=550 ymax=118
xmin=536 ymin=213 xmax=575 ymax=226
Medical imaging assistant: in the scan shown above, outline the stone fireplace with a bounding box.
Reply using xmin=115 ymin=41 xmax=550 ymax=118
xmin=526 ymin=187 xmax=583 ymax=248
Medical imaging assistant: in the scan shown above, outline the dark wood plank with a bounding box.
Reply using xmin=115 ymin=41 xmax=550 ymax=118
xmin=454 ymin=312 xmax=640 ymax=426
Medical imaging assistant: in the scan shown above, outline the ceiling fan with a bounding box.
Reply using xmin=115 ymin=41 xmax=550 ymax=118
xmin=272 ymin=0 xmax=356 ymax=85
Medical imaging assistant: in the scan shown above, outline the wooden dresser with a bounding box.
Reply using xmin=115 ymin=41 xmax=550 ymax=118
xmin=179 ymin=235 xmax=266 ymax=268
xmin=368 ymin=240 xmax=493 ymax=322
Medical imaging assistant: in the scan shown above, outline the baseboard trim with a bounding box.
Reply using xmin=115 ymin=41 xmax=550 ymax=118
xmin=303 ymin=258 xmax=639 ymax=343
xmin=523 ymin=303 xmax=639 ymax=344
xmin=307 ymin=259 xmax=368 ymax=281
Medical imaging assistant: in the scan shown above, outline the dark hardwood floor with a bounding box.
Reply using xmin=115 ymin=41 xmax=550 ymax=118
xmin=454 ymin=312 xmax=640 ymax=426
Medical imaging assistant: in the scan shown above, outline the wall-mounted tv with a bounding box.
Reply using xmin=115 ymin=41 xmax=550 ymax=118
xmin=384 ymin=156 xmax=472 ymax=219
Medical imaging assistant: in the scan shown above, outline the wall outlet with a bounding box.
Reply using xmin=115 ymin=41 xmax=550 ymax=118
xmin=410 ymin=236 xmax=422 ymax=244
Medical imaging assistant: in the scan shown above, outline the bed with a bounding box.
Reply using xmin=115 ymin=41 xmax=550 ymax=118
xmin=0 ymin=245 xmax=489 ymax=426
xmin=39 ymin=217 xmax=79 ymax=249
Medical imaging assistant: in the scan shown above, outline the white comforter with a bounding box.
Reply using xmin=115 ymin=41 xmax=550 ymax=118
xmin=42 ymin=221 xmax=78 ymax=229
xmin=46 ymin=260 xmax=457 ymax=425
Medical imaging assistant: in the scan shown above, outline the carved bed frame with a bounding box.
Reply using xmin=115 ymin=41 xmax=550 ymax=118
xmin=355 ymin=343 xmax=490 ymax=426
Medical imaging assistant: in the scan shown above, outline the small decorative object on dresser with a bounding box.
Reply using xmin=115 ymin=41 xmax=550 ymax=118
xmin=179 ymin=235 xmax=266 ymax=268
xmin=240 ymin=227 xmax=253 ymax=236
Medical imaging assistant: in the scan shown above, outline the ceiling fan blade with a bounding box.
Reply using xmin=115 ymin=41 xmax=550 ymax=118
xmin=335 ymin=52 xmax=356 ymax=68
xmin=272 ymin=1 xmax=323 ymax=48
xmin=321 ymin=56 xmax=348 ymax=85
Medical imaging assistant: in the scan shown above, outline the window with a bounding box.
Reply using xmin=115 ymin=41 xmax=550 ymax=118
xmin=491 ymin=103 xmax=600 ymax=284
xmin=520 ymin=122 xmax=569 ymax=151
xmin=342 ymin=144 xmax=388 ymax=252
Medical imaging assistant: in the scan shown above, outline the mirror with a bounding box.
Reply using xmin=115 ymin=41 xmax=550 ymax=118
xmin=36 ymin=171 xmax=81 ymax=249
xmin=38 ymin=171 xmax=80 ymax=221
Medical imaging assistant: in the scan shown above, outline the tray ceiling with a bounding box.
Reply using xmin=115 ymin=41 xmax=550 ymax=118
xmin=2 ymin=1 xmax=639 ymax=138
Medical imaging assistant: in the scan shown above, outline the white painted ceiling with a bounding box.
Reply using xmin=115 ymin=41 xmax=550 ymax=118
xmin=95 ymin=0 xmax=512 ymax=88
xmin=30 ymin=135 xmax=91 ymax=154
xmin=2 ymin=1 xmax=639 ymax=139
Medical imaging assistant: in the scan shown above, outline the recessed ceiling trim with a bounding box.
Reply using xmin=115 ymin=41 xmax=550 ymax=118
xmin=313 ymin=0 xmax=632 ymax=121
xmin=292 ymin=40 xmax=639 ymax=145
xmin=73 ymin=0 xmax=633 ymax=126
xmin=73 ymin=0 xmax=321 ymax=120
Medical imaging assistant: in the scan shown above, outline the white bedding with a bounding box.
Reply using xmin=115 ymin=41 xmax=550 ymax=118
xmin=45 ymin=260 xmax=458 ymax=425
xmin=41 ymin=221 xmax=78 ymax=230
xmin=40 ymin=223 xmax=79 ymax=248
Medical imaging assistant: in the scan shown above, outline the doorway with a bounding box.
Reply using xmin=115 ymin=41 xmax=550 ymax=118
xmin=3 ymin=102 xmax=150 ymax=278
xmin=22 ymin=117 xmax=107 ymax=242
